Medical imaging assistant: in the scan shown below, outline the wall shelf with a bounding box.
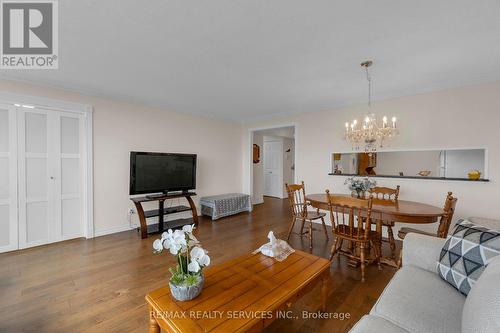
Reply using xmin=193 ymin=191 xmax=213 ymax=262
xmin=328 ymin=173 xmax=490 ymax=182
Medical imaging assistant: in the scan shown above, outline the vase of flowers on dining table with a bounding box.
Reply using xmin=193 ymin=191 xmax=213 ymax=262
xmin=344 ymin=177 xmax=377 ymax=198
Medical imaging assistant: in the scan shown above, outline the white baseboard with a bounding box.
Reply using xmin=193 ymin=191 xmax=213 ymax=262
xmin=253 ymin=198 xmax=264 ymax=205
xmin=93 ymin=224 xmax=136 ymax=238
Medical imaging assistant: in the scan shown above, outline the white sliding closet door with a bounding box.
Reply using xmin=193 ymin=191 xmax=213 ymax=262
xmin=17 ymin=108 xmax=83 ymax=249
xmin=0 ymin=105 xmax=18 ymax=252
xmin=18 ymin=108 xmax=52 ymax=248
xmin=60 ymin=113 xmax=83 ymax=240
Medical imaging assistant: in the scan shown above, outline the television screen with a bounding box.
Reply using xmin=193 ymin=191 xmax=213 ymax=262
xmin=129 ymin=152 xmax=197 ymax=194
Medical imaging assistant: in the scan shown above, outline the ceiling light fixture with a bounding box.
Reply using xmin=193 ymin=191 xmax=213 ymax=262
xmin=344 ymin=60 xmax=398 ymax=153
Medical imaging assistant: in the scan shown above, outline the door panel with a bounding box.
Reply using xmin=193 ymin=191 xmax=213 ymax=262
xmin=26 ymin=201 xmax=48 ymax=243
xmin=0 ymin=205 xmax=10 ymax=246
xmin=61 ymin=116 xmax=79 ymax=154
xmin=263 ymin=140 xmax=283 ymax=198
xmin=60 ymin=114 xmax=82 ymax=239
xmin=62 ymin=199 xmax=80 ymax=237
xmin=26 ymin=157 xmax=48 ymax=198
xmin=0 ymin=106 xmax=17 ymax=252
xmin=0 ymin=158 xmax=8 ymax=199
xmin=25 ymin=112 xmax=47 ymax=153
xmin=18 ymin=110 xmax=51 ymax=248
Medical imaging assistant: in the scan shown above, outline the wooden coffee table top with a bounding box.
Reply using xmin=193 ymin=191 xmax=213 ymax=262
xmin=145 ymin=250 xmax=330 ymax=333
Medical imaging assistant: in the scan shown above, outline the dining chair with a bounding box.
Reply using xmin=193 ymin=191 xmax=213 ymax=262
xmin=396 ymin=192 xmax=457 ymax=268
xmin=369 ymin=185 xmax=400 ymax=258
xmin=326 ymin=190 xmax=377 ymax=282
xmin=285 ymin=181 xmax=329 ymax=250
xmin=398 ymin=191 xmax=457 ymax=239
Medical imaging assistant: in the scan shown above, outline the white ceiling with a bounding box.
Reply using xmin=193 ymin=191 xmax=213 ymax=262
xmin=2 ymin=1 xmax=500 ymax=123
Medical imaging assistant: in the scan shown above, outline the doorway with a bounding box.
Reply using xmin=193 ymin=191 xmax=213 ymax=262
xmin=250 ymin=125 xmax=295 ymax=203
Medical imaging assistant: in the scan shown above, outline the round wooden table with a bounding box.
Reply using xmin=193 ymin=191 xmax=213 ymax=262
xmin=306 ymin=193 xmax=444 ymax=267
xmin=306 ymin=193 xmax=444 ymax=224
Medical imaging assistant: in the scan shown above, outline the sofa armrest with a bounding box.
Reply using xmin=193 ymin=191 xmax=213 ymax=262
xmin=402 ymin=233 xmax=446 ymax=273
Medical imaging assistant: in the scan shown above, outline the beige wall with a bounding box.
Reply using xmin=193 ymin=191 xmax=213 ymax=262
xmin=243 ymin=81 xmax=500 ymax=235
xmin=3 ymin=78 xmax=500 ymax=238
xmin=0 ymin=80 xmax=243 ymax=236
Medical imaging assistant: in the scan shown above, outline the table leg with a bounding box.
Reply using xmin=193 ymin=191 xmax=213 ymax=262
xmin=377 ymin=220 xmax=400 ymax=268
xmin=149 ymin=307 xmax=160 ymax=333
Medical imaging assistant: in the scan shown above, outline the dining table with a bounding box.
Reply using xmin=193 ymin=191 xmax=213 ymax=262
xmin=305 ymin=193 xmax=444 ymax=267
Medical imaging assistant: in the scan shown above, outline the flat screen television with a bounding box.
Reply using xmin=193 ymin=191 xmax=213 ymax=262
xmin=129 ymin=152 xmax=197 ymax=195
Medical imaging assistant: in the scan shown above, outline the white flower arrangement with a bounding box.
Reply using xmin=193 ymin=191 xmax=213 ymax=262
xmin=153 ymin=224 xmax=210 ymax=286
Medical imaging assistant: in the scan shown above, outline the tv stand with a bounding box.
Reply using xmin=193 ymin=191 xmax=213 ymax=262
xmin=131 ymin=192 xmax=198 ymax=239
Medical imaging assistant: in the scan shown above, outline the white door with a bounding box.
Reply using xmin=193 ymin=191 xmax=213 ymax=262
xmin=17 ymin=108 xmax=83 ymax=249
xmin=264 ymin=140 xmax=283 ymax=198
xmin=0 ymin=105 xmax=18 ymax=252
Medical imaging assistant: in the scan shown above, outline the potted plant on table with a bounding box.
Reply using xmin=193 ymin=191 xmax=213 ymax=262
xmin=152 ymin=224 xmax=210 ymax=301
xmin=344 ymin=177 xmax=377 ymax=198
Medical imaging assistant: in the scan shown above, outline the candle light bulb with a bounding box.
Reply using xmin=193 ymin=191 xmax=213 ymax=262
xmin=365 ymin=116 xmax=370 ymax=123
xmin=345 ymin=122 xmax=349 ymax=128
xmin=383 ymin=116 xmax=387 ymax=123
xmin=353 ymin=119 xmax=358 ymax=125
xmin=392 ymin=116 xmax=397 ymax=122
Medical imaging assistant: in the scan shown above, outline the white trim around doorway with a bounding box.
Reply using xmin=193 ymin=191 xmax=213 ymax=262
xmin=248 ymin=123 xmax=297 ymax=206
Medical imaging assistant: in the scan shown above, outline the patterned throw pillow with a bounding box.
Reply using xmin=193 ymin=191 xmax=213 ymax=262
xmin=437 ymin=219 xmax=500 ymax=295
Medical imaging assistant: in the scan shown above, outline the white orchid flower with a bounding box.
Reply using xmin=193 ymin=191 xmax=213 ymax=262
xmin=152 ymin=239 xmax=163 ymax=252
xmin=169 ymin=243 xmax=181 ymax=255
xmin=182 ymin=224 xmax=195 ymax=233
xmin=190 ymin=246 xmax=204 ymax=260
xmin=198 ymin=254 xmax=210 ymax=267
xmin=187 ymin=259 xmax=200 ymax=273
xmin=190 ymin=246 xmax=210 ymax=267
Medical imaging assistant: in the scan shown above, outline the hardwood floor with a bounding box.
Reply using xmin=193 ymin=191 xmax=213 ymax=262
xmin=0 ymin=197 xmax=398 ymax=333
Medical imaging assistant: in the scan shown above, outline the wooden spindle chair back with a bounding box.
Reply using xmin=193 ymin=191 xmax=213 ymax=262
xmin=325 ymin=189 xmax=374 ymax=241
xmin=437 ymin=192 xmax=458 ymax=238
xmin=369 ymin=185 xmax=400 ymax=201
xmin=285 ymin=181 xmax=308 ymax=219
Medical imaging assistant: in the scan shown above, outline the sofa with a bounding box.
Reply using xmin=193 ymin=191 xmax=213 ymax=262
xmin=350 ymin=232 xmax=500 ymax=333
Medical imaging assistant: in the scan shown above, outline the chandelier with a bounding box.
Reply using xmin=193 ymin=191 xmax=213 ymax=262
xmin=344 ymin=60 xmax=398 ymax=153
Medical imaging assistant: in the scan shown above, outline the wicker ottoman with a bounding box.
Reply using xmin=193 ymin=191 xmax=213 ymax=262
xmin=200 ymin=193 xmax=252 ymax=220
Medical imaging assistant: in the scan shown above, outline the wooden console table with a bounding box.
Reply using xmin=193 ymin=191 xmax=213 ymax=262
xmin=131 ymin=192 xmax=199 ymax=239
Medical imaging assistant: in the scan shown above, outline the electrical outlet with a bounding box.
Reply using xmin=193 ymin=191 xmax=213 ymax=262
xmin=129 ymin=208 xmax=135 ymax=215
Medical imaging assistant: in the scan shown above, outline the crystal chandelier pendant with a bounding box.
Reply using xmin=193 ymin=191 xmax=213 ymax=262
xmin=344 ymin=60 xmax=399 ymax=153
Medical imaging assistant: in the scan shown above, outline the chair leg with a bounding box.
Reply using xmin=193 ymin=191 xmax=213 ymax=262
xmin=337 ymin=239 xmax=343 ymax=262
xmin=286 ymin=217 xmax=296 ymax=241
xmin=348 ymin=241 xmax=355 ymax=255
xmin=320 ymin=217 xmax=329 ymax=241
xmin=372 ymin=239 xmax=382 ymax=270
xmin=360 ymin=243 xmax=366 ymax=282
xmin=300 ymin=219 xmax=306 ymax=235
xmin=329 ymin=237 xmax=340 ymax=261
xmin=387 ymin=224 xmax=396 ymax=259
xmin=308 ymin=221 xmax=313 ymax=251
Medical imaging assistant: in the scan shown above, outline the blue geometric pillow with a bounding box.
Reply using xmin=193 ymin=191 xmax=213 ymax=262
xmin=437 ymin=219 xmax=500 ymax=295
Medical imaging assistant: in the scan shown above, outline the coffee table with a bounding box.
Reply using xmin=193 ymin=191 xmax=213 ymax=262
xmin=145 ymin=250 xmax=330 ymax=333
